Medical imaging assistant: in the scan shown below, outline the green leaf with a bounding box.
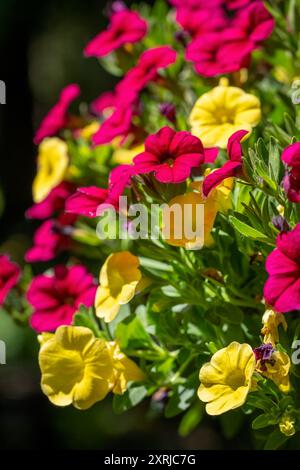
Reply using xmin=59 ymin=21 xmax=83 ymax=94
xmin=264 ymin=428 xmax=289 ymax=450
xmin=229 ymin=216 xmax=268 ymax=240
xmin=213 ymin=305 xmax=243 ymax=325
xmin=252 ymin=413 xmax=278 ymax=430
xmin=178 ymin=402 xmax=204 ymax=437
xmin=113 ymin=383 xmax=148 ymax=414
xmin=73 ymin=306 xmax=103 ymax=338
xmin=165 ymin=373 xmax=198 ymax=418
xmin=115 ymin=316 xmax=153 ymax=350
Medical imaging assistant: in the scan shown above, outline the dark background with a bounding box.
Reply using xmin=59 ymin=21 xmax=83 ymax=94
xmin=0 ymin=0 xmax=249 ymax=449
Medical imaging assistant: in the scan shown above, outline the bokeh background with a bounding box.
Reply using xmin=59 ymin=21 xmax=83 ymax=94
xmin=0 ymin=0 xmax=252 ymax=449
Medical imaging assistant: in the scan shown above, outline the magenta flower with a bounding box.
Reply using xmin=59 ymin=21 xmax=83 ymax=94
xmin=176 ymin=7 xmax=227 ymax=38
xmin=26 ymin=182 xmax=74 ymax=220
xmin=170 ymin=0 xmax=222 ymax=8
xmin=65 ymin=187 xmax=116 ymax=218
xmin=108 ymin=164 xmax=134 ymax=203
xmin=34 ymin=84 xmax=80 ymax=145
xmin=117 ymin=46 xmax=177 ymax=95
xmin=91 ymin=91 xmax=117 ymax=116
xmin=92 ymin=103 xmax=134 ymax=146
xmin=84 ymin=10 xmax=148 ymax=58
xmin=281 ymin=143 xmax=300 ymax=203
xmin=133 ymin=126 xmax=205 ymax=184
xmin=202 ymin=130 xmax=248 ymax=197
xmin=25 ymin=214 xmax=76 ymax=263
xmin=0 ymin=255 xmax=21 ymax=306
xmin=186 ymin=31 xmax=253 ymax=77
xmin=264 ymin=224 xmax=300 ymax=313
xmin=27 ymin=265 xmax=97 ymax=333
xmin=232 ymin=2 xmax=275 ymax=44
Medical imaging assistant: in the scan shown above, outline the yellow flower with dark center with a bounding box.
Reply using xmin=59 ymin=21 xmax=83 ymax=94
xmin=257 ymin=350 xmax=291 ymax=393
xmin=279 ymin=415 xmax=296 ymax=437
xmin=33 ymin=137 xmax=69 ymax=203
xmin=162 ymin=176 xmax=233 ymax=249
xmin=38 ymin=326 xmax=144 ymax=409
xmin=261 ymin=308 xmax=287 ymax=346
xmin=198 ymin=342 xmax=256 ymax=416
xmin=95 ymin=251 xmax=144 ymax=322
xmin=189 ymin=78 xmax=261 ymax=148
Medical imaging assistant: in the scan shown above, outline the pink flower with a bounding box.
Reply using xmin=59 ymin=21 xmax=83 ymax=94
xmin=92 ymin=102 xmax=134 ymax=146
xmin=65 ymin=187 xmax=116 ymax=218
xmin=108 ymin=164 xmax=134 ymax=202
xmin=0 ymin=255 xmax=21 ymax=306
xmin=232 ymin=2 xmax=275 ymax=44
xmin=25 ymin=214 xmax=76 ymax=263
xmin=27 ymin=265 xmax=97 ymax=332
xmin=133 ymin=126 xmax=205 ymax=184
xmin=281 ymin=143 xmax=300 ymax=203
xmin=176 ymin=8 xmax=227 ymax=38
xmin=26 ymin=182 xmax=74 ymax=220
xmin=186 ymin=31 xmax=253 ymax=77
xmin=202 ymin=130 xmax=248 ymax=196
xmin=34 ymin=84 xmax=80 ymax=145
xmin=84 ymin=10 xmax=148 ymax=58
xmin=226 ymin=0 xmax=252 ymax=9
xmin=91 ymin=91 xmax=117 ymax=116
xmin=117 ymin=46 xmax=177 ymax=95
xmin=170 ymin=0 xmax=222 ymax=8
xmin=264 ymin=224 xmax=300 ymax=313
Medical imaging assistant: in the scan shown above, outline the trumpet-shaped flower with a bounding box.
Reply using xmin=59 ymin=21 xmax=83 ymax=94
xmin=26 ymin=182 xmax=74 ymax=220
xmin=32 ymin=138 xmax=69 ymax=203
xmin=84 ymin=10 xmax=147 ymax=58
xmin=107 ymin=341 xmax=145 ymax=394
xmin=256 ymin=349 xmax=291 ymax=393
xmin=27 ymin=265 xmax=97 ymax=333
xmin=198 ymin=342 xmax=256 ymax=415
xmin=34 ymin=84 xmax=80 ymax=144
xmin=264 ymin=224 xmax=300 ymax=313
xmin=189 ymin=78 xmax=260 ymax=148
xmin=133 ymin=126 xmax=205 ymax=184
xmin=281 ymin=143 xmax=300 ymax=203
xmin=95 ymin=251 xmax=143 ymax=322
xmin=65 ymin=187 xmax=111 ymax=218
xmin=261 ymin=308 xmax=287 ymax=346
xmin=0 ymin=255 xmax=21 ymax=306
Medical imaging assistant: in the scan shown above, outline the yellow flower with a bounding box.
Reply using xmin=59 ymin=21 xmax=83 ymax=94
xmin=198 ymin=342 xmax=256 ymax=416
xmin=39 ymin=326 xmax=115 ymax=409
xmin=95 ymin=251 xmax=144 ymax=322
xmin=112 ymin=143 xmax=144 ymax=165
xmin=80 ymin=122 xmax=100 ymax=140
xmin=279 ymin=415 xmax=296 ymax=437
xmin=32 ymin=137 xmax=69 ymax=203
xmin=189 ymin=78 xmax=261 ymax=148
xmin=257 ymin=350 xmax=291 ymax=393
xmin=261 ymin=308 xmax=287 ymax=346
xmin=162 ymin=176 xmax=233 ymax=249
xmin=108 ymin=341 xmax=145 ymax=394
xmin=39 ymin=326 xmax=144 ymax=409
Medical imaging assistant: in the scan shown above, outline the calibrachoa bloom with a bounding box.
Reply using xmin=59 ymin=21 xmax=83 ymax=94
xmin=27 ymin=265 xmax=97 ymax=333
xmin=95 ymin=251 xmax=143 ymax=322
xmin=264 ymin=224 xmax=300 ymax=313
xmin=0 ymin=255 xmax=21 ymax=306
xmin=189 ymin=78 xmax=260 ymax=148
xmin=26 ymin=182 xmax=74 ymax=220
xmin=261 ymin=308 xmax=287 ymax=346
xmin=279 ymin=415 xmax=296 ymax=437
xmin=84 ymin=10 xmax=148 ymax=58
xmin=38 ymin=326 xmax=144 ymax=409
xmin=65 ymin=187 xmax=111 ymax=218
xmin=256 ymin=348 xmax=291 ymax=393
xmin=198 ymin=342 xmax=256 ymax=415
xmin=32 ymin=138 xmax=69 ymax=203
xmin=34 ymin=84 xmax=80 ymax=145
xmin=281 ymin=143 xmax=300 ymax=203
xmin=133 ymin=126 xmax=205 ymax=183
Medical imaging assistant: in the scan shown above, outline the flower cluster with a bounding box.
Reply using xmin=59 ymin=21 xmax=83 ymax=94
xmin=3 ymin=0 xmax=300 ymax=450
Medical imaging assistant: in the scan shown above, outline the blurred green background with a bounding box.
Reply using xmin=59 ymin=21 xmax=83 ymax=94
xmin=0 ymin=0 xmax=251 ymax=449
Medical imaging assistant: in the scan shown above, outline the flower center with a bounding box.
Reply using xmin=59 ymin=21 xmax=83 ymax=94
xmin=215 ymin=108 xmax=234 ymax=125
xmin=226 ymin=369 xmax=246 ymax=390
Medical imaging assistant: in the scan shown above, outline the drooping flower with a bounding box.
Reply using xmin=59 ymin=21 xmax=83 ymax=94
xmin=84 ymin=10 xmax=148 ymax=58
xmin=0 ymin=255 xmax=21 ymax=306
xmin=25 ymin=214 xmax=76 ymax=263
xmin=92 ymin=99 xmax=135 ymax=146
xmin=279 ymin=415 xmax=296 ymax=437
xmin=261 ymin=308 xmax=287 ymax=346
xmin=162 ymin=175 xmax=233 ymax=249
xmin=107 ymin=164 xmax=134 ymax=206
xmin=256 ymin=349 xmax=291 ymax=393
xmin=202 ymin=129 xmax=248 ymax=197
xmin=34 ymin=84 xmax=80 ymax=145
xmin=65 ymin=187 xmax=112 ymax=218
xmin=198 ymin=342 xmax=256 ymax=416
xmin=133 ymin=126 xmax=205 ymax=184
xmin=27 ymin=265 xmax=97 ymax=333
xmin=253 ymin=343 xmax=275 ymax=364
xmin=32 ymin=138 xmax=69 ymax=203
xmin=95 ymin=251 xmax=144 ymax=322
xmin=38 ymin=326 xmax=144 ymax=409
xmin=189 ymin=78 xmax=260 ymax=148
xmin=281 ymin=143 xmax=300 ymax=203
xmin=91 ymin=91 xmax=117 ymax=116
xmin=264 ymin=224 xmax=300 ymax=313
xmin=26 ymin=182 xmax=74 ymax=220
